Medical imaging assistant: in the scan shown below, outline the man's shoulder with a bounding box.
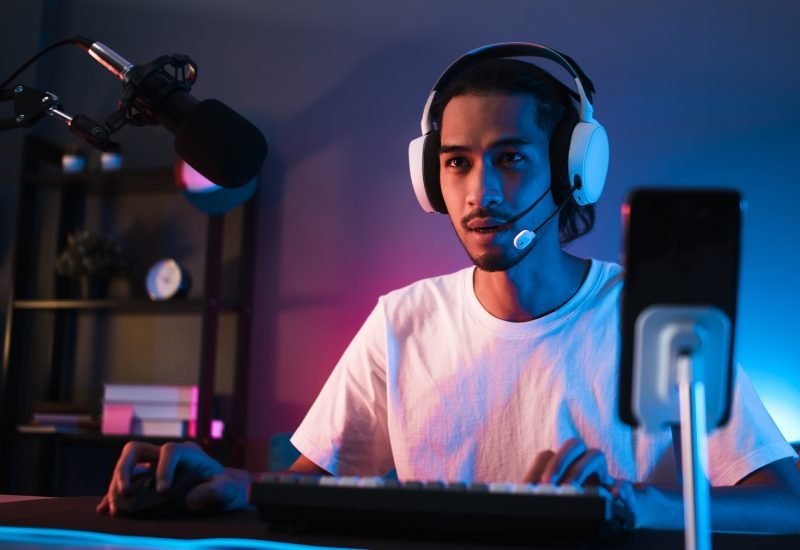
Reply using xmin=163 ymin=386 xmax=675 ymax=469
xmin=592 ymin=258 xmax=624 ymax=287
xmin=382 ymin=266 xmax=471 ymax=303
xmin=583 ymin=258 xmax=624 ymax=305
xmin=375 ymin=266 xmax=472 ymax=323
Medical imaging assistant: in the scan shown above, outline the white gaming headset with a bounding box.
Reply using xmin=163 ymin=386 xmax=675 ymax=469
xmin=408 ymin=42 xmax=609 ymax=214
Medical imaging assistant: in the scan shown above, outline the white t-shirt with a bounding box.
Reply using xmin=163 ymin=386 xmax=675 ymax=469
xmin=292 ymin=259 xmax=795 ymax=485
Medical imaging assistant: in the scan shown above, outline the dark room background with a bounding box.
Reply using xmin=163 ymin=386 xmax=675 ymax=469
xmin=2 ymin=0 xmax=799 ymax=471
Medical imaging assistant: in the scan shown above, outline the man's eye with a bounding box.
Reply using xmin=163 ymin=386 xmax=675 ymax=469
xmin=444 ymin=157 xmax=468 ymax=169
xmin=497 ymin=152 xmax=524 ymax=165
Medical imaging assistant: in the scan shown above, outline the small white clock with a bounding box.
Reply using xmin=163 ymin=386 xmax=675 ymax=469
xmin=145 ymin=259 xmax=190 ymax=301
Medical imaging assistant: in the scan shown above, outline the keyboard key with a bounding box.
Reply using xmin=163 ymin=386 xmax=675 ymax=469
xmin=488 ymin=482 xmax=514 ymax=493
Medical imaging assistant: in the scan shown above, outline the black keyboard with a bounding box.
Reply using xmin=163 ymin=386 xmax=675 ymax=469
xmin=251 ymin=474 xmax=633 ymax=544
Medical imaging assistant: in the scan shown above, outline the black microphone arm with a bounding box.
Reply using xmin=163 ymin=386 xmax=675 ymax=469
xmin=0 ymin=84 xmax=117 ymax=150
xmin=0 ymin=36 xmax=268 ymax=187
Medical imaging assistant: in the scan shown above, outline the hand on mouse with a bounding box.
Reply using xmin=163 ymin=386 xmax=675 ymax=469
xmin=96 ymin=440 xmax=252 ymax=516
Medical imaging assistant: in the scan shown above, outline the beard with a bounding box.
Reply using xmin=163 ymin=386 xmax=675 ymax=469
xmin=453 ymin=201 xmax=559 ymax=272
xmin=464 ymin=236 xmax=535 ymax=272
xmin=455 ymin=212 xmax=558 ymax=272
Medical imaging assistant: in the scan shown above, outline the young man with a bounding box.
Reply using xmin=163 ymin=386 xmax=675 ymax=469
xmin=98 ymin=45 xmax=800 ymax=531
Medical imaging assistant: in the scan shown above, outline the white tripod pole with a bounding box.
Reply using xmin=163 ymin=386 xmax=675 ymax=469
xmin=677 ymin=352 xmax=712 ymax=550
xmin=633 ymin=305 xmax=731 ymax=550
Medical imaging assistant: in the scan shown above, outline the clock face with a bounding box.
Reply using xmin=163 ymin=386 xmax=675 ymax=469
xmin=146 ymin=259 xmax=185 ymax=300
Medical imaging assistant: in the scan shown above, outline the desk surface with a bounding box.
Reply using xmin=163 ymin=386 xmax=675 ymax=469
xmin=0 ymin=496 xmax=796 ymax=549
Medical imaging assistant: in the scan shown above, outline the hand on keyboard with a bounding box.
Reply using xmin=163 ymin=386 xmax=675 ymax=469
xmin=524 ymin=437 xmax=638 ymax=528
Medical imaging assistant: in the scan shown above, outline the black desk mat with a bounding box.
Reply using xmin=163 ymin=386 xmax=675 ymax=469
xmin=0 ymin=496 xmax=796 ymax=550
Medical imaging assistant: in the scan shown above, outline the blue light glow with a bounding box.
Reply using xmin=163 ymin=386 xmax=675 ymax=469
xmin=748 ymin=374 xmax=800 ymax=444
xmin=0 ymin=526 xmax=362 ymax=550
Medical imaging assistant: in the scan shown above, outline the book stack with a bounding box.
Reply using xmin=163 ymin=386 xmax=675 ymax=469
xmin=101 ymin=384 xmax=198 ymax=438
xmin=17 ymin=401 xmax=100 ymax=434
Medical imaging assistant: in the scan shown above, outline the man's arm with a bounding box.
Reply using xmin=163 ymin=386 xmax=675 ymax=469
xmin=287 ymin=454 xmax=330 ymax=476
xmin=635 ymin=456 xmax=800 ymax=532
xmin=527 ymin=438 xmax=800 ymax=533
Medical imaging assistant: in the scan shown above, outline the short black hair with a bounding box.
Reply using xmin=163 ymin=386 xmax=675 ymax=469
xmin=428 ymin=58 xmax=595 ymax=245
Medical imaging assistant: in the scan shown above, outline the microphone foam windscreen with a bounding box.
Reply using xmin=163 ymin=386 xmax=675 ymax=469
xmin=174 ymin=99 xmax=268 ymax=188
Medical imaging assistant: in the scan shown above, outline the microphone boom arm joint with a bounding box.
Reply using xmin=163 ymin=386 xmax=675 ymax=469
xmin=0 ymin=84 xmax=119 ymax=151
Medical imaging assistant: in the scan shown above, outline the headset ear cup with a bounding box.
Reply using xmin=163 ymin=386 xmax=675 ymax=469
xmin=422 ymin=130 xmax=447 ymax=213
xmin=409 ymin=135 xmax=434 ymax=213
xmin=548 ymin=110 xmax=578 ymax=207
xmin=569 ymin=121 xmax=608 ymax=205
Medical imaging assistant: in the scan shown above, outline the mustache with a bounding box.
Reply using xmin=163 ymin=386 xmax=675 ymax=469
xmin=461 ymin=207 xmax=515 ymax=230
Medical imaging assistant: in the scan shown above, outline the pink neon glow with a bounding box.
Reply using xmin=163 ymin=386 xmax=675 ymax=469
xmin=176 ymin=159 xmax=223 ymax=193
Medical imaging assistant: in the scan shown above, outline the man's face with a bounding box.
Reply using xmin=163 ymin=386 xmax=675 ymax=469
xmin=439 ymin=93 xmax=554 ymax=272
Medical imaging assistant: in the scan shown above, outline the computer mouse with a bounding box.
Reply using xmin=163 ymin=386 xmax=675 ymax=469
xmin=114 ymin=465 xmax=209 ymax=518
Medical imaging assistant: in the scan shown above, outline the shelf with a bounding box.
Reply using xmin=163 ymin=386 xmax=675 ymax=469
xmin=4 ymin=430 xmax=231 ymax=445
xmin=24 ymin=167 xmax=176 ymax=195
xmin=13 ymin=299 xmax=243 ymax=313
xmin=2 ymin=136 xmax=256 ymax=495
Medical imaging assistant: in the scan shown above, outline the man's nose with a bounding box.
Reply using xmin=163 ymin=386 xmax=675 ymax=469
xmin=467 ymin=164 xmax=502 ymax=208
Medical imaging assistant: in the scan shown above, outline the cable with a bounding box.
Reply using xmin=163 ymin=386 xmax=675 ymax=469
xmin=0 ymin=36 xmax=89 ymax=90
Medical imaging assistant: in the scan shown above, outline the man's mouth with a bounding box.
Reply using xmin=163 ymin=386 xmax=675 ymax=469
xmin=470 ymin=225 xmax=505 ymax=234
xmin=466 ymin=217 xmax=509 ymax=234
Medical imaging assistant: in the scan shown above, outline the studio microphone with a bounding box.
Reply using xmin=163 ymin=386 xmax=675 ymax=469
xmin=73 ymin=36 xmax=267 ymax=189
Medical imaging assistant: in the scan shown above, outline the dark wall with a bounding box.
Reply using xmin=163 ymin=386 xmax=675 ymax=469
xmin=1 ymin=2 xmax=46 ymax=338
xmin=3 ymin=0 xmax=800 ymax=470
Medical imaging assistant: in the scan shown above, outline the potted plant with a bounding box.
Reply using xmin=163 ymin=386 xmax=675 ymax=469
xmin=55 ymin=229 xmax=124 ymax=299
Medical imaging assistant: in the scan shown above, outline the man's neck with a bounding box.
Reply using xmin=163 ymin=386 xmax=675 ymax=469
xmin=473 ymin=246 xmax=590 ymax=322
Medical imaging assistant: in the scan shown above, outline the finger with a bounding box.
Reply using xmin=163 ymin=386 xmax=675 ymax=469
xmin=108 ymin=483 xmax=119 ymax=516
xmin=560 ymin=448 xmax=613 ymax=486
xmin=103 ymin=468 xmax=125 ymax=516
xmin=114 ymin=441 xmax=160 ymax=492
xmin=610 ymin=481 xmax=638 ymax=530
xmin=156 ymin=442 xmax=184 ymax=492
xmin=96 ymin=494 xmax=109 ymax=515
xmin=155 ymin=441 xmax=223 ymax=492
xmin=542 ymin=438 xmax=587 ymax=485
xmin=132 ymin=462 xmax=155 ymax=476
xmin=612 ymin=480 xmax=635 ymax=501
xmin=523 ymin=450 xmax=555 ymax=484
xmin=114 ymin=441 xmax=160 ymax=493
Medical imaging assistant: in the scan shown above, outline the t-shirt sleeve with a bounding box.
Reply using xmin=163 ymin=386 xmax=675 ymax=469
xmin=290 ymin=298 xmax=394 ymax=477
xmin=706 ymin=365 xmax=798 ymax=486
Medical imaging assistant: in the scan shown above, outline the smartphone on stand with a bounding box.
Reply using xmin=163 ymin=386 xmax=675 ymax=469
xmin=618 ymin=188 xmax=742 ymax=430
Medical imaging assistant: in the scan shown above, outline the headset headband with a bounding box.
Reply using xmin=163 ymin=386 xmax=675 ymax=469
xmin=420 ymin=42 xmax=597 ymax=134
